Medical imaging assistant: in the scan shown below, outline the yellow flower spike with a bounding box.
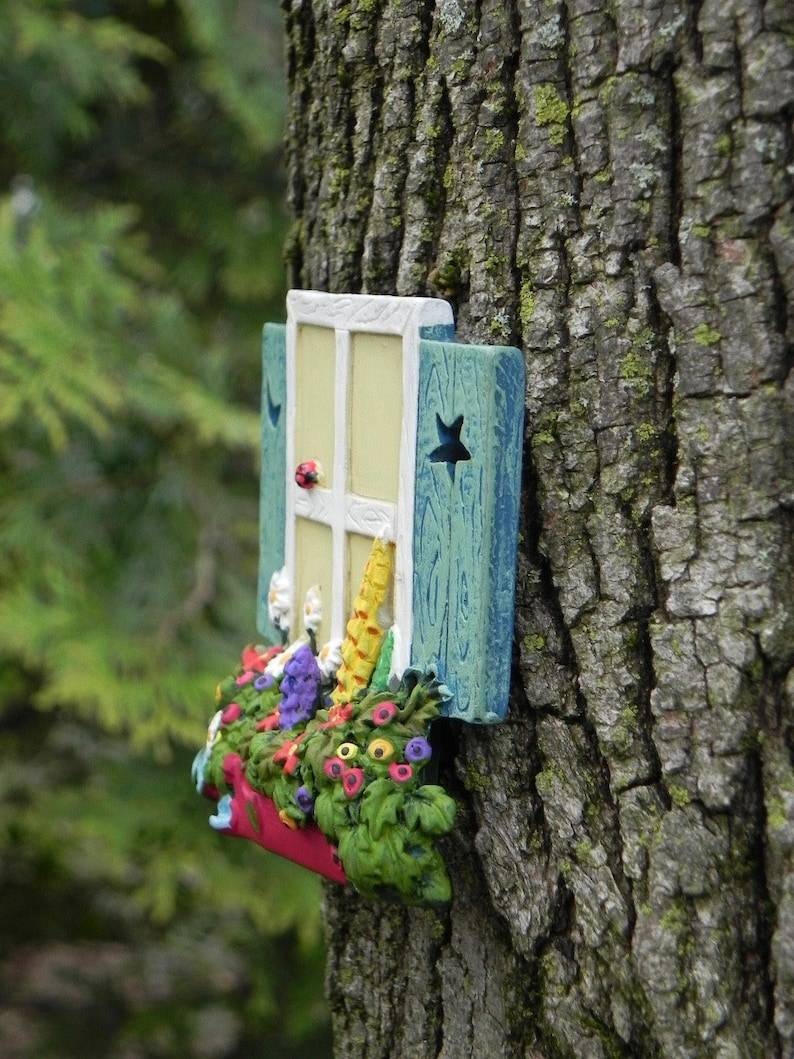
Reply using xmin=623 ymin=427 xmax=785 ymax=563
xmin=332 ymin=537 xmax=394 ymax=706
xmin=367 ymin=737 xmax=395 ymax=763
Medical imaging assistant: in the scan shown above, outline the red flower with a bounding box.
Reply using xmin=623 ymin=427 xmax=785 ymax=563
xmin=319 ymin=703 xmax=354 ymax=730
xmin=372 ymin=701 xmax=398 ymax=726
xmin=241 ymin=643 xmax=281 ymax=673
xmin=255 ymin=711 xmax=281 ymax=732
xmin=273 ymin=731 xmax=307 ymax=775
xmin=343 ymin=768 xmax=365 ymax=798
xmin=389 ymin=762 xmax=413 ymax=784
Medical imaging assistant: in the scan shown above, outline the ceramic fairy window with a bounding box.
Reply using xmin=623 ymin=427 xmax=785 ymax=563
xmin=192 ymin=291 xmax=524 ymax=905
xmin=259 ymin=291 xmax=524 ymax=724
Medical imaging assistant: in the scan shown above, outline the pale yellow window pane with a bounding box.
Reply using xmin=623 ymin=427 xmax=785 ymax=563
xmin=295 ymin=325 xmax=335 ymax=487
xmin=295 ymin=517 xmax=333 ymax=644
xmin=349 ymin=332 xmax=403 ymax=502
xmin=346 ymin=532 xmax=394 ymax=628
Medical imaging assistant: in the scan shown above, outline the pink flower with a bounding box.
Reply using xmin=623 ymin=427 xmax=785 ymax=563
xmin=236 ymin=671 xmax=255 ymax=687
xmin=323 ymin=757 xmax=346 ymax=780
xmin=343 ymin=768 xmax=365 ymax=798
xmin=389 ymin=762 xmax=413 ymax=784
xmin=372 ymin=701 xmax=398 ymax=726
xmin=221 ymin=703 xmax=242 ymax=724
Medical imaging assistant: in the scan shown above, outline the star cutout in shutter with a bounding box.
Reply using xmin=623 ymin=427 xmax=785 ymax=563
xmin=429 ymin=414 xmax=471 ymax=482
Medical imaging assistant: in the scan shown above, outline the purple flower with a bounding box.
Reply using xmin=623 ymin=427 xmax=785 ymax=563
xmin=254 ymin=674 xmax=274 ymax=691
xmin=405 ymin=737 xmax=432 ymax=763
xmin=295 ymin=786 xmax=315 ymax=815
xmin=279 ymin=645 xmax=321 ymax=729
xmin=287 ymin=644 xmax=320 ymax=679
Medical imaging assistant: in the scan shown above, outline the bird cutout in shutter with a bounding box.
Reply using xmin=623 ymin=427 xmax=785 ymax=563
xmin=191 ymin=292 xmax=524 ymax=904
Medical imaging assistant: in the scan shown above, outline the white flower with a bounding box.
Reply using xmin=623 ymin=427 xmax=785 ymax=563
xmin=265 ymin=635 xmax=309 ymax=679
xmin=267 ymin=566 xmax=291 ymax=630
xmin=303 ymin=584 xmax=323 ymax=634
xmin=317 ymin=638 xmax=343 ymax=681
xmin=206 ymin=709 xmax=223 ymax=749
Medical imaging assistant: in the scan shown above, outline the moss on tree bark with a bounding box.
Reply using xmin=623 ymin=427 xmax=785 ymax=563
xmin=282 ymin=0 xmax=794 ymax=1054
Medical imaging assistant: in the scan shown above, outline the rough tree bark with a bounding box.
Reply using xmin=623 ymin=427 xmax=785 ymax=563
xmin=281 ymin=0 xmax=793 ymax=1054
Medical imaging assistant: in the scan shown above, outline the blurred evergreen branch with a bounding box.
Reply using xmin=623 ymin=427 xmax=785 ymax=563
xmin=0 ymin=0 xmax=283 ymax=746
xmin=0 ymin=2 xmax=329 ymax=1056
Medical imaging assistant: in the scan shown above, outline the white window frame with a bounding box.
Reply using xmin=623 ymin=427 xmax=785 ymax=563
xmin=284 ymin=290 xmax=454 ymax=677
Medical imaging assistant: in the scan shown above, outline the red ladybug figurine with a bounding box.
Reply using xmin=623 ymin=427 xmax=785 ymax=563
xmin=295 ymin=459 xmax=322 ymax=489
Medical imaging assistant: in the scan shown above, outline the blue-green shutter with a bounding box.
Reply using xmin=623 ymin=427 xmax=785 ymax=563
xmin=256 ymin=323 xmax=287 ymax=641
xmin=412 ymin=337 xmax=524 ymax=723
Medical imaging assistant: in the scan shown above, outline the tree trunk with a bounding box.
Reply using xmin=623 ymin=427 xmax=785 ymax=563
xmin=282 ymin=0 xmax=793 ymax=1054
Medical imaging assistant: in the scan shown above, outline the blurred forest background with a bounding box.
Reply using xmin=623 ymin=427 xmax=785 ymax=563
xmin=0 ymin=2 xmax=331 ymax=1056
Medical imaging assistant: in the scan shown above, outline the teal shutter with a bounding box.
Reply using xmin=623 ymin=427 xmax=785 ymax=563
xmin=256 ymin=323 xmax=287 ymax=640
xmin=412 ymin=337 xmax=524 ymax=723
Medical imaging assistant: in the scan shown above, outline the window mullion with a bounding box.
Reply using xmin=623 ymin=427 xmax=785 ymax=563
xmin=284 ymin=316 xmax=297 ymax=634
xmin=343 ymin=495 xmax=397 ymax=538
xmin=330 ymin=328 xmax=350 ymax=643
